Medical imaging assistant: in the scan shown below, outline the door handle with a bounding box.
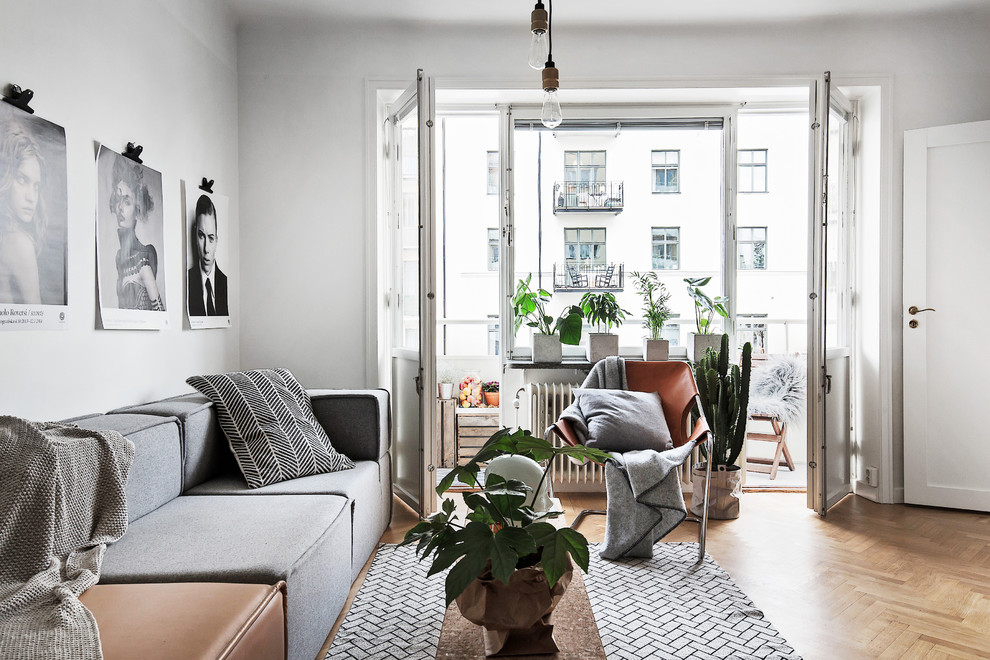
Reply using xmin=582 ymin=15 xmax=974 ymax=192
xmin=908 ymin=306 xmax=936 ymax=314
xmin=825 ymin=374 xmax=832 ymax=394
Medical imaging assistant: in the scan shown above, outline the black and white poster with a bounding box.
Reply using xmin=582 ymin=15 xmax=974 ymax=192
xmin=95 ymin=145 xmax=167 ymax=329
xmin=0 ymin=103 xmax=68 ymax=330
xmin=184 ymin=182 xmax=230 ymax=329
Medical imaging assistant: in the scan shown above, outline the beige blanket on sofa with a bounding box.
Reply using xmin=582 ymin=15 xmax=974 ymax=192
xmin=0 ymin=416 xmax=134 ymax=660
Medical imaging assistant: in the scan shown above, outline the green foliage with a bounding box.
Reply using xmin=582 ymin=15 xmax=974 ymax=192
xmin=511 ymin=274 xmax=584 ymax=345
xmin=399 ymin=427 xmax=609 ymax=606
xmin=630 ymin=271 xmax=672 ymax=340
xmin=683 ymin=276 xmax=728 ymax=335
xmin=693 ymin=334 xmax=752 ymax=467
xmin=482 ymin=380 xmax=499 ymax=393
xmin=579 ymin=291 xmax=629 ymax=334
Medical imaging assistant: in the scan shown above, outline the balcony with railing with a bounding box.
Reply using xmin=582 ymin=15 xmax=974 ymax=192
xmin=552 ymin=262 xmax=624 ymax=291
xmin=553 ymin=181 xmax=624 ymax=213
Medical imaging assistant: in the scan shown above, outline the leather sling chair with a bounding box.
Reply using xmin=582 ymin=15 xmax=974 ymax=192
xmin=547 ymin=360 xmax=713 ymax=567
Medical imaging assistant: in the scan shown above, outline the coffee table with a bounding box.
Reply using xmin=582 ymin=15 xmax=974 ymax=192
xmin=434 ymin=568 xmax=606 ymax=659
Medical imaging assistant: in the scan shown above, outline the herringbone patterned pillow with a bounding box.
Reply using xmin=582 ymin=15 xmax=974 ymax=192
xmin=186 ymin=368 xmax=355 ymax=488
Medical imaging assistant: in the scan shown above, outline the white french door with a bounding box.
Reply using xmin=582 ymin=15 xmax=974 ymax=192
xmin=808 ymin=72 xmax=855 ymax=516
xmin=904 ymin=119 xmax=990 ymax=512
xmin=388 ymin=70 xmax=438 ymax=517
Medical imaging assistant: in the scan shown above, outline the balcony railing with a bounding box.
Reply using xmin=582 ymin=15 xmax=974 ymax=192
xmin=552 ymin=262 xmax=624 ymax=291
xmin=553 ymin=181 xmax=624 ymax=212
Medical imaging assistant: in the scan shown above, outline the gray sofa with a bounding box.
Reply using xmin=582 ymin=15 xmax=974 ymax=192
xmin=68 ymin=389 xmax=392 ymax=660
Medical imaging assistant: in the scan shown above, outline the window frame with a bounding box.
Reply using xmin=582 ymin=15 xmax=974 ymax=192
xmin=487 ymin=227 xmax=499 ymax=271
xmin=651 ymin=149 xmax=681 ymax=194
xmin=738 ymin=148 xmax=768 ymax=193
xmin=651 ymin=226 xmax=681 ymax=270
xmin=737 ymin=226 xmax=768 ymax=270
xmin=564 ymin=227 xmax=607 ymax=265
xmin=486 ymin=150 xmax=499 ymax=195
xmin=564 ymin=150 xmax=607 ymax=184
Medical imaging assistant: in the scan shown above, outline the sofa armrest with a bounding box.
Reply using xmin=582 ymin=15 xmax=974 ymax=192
xmin=308 ymin=389 xmax=390 ymax=462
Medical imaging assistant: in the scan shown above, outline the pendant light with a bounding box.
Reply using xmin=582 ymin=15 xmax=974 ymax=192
xmin=528 ymin=2 xmax=549 ymax=70
xmin=540 ymin=0 xmax=562 ymax=128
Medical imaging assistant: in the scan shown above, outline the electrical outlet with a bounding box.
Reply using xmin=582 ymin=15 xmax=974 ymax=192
xmin=865 ymin=466 xmax=879 ymax=487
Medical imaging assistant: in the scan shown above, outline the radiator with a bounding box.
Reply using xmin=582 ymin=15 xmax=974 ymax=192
xmin=527 ymin=382 xmax=606 ymax=492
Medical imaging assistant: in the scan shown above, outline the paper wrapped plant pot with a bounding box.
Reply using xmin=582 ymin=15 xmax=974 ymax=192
xmin=455 ymin=559 xmax=573 ymax=656
xmin=691 ymin=463 xmax=741 ymax=520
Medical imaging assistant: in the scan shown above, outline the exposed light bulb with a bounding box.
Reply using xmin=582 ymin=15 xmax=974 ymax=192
xmin=541 ymin=89 xmax=562 ymax=129
xmin=528 ymin=30 xmax=549 ymax=70
xmin=528 ymin=2 xmax=549 ymax=69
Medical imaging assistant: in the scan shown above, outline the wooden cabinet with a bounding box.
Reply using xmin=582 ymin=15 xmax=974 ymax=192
xmin=437 ymin=399 xmax=500 ymax=467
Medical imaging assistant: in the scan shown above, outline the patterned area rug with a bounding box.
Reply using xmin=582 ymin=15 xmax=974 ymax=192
xmin=327 ymin=543 xmax=800 ymax=659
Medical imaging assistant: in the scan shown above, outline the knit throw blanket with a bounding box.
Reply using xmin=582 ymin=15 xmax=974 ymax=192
xmin=0 ymin=416 xmax=134 ymax=660
xmin=559 ymin=357 xmax=694 ymax=561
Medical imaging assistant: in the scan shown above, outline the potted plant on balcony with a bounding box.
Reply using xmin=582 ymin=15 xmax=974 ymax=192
xmin=512 ymin=274 xmax=583 ymax=363
xmin=684 ymin=276 xmax=728 ymax=363
xmin=690 ymin=333 xmax=751 ymax=519
xmin=631 ymin=271 xmax=672 ymax=361
xmin=579 ymin=291 xmax=629 ymax=363
xmin=401 ymin=428 xmax=608 ymax=655
xmin=482 ymin=381 xmax=500 ymax=407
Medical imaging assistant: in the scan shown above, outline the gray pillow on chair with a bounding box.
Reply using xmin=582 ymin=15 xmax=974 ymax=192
xmin=576 ymin=388 xmax=673 ymax=452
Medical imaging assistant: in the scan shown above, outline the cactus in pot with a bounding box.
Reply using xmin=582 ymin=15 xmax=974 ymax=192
xmin=690 ymin=333 xmax=752 ymax=519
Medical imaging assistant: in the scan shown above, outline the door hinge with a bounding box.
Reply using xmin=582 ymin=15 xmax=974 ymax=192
xmin=427 ymin=464 xmax=435 ymax=473
xmin=809 ymin=461 xmax=818 ymax=469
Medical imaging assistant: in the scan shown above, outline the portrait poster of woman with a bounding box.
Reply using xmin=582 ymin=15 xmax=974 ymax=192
xmin=184 ymin=182 xmax=231 ymax=329
xmin=0 ymin=103 xmax=68 ymax=330
xmin=95 ymin=145 xmax=168 ymax=330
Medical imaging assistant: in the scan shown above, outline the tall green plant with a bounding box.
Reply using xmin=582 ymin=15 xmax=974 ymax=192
xmin=631 ymin=271 xmax=672 ymax=340
xmin=400 ymin=428 xmax=609 ymax=606
xmin=694 ymin=334 xmax=752 ymax=468
xmin=684 ymin=276 xmax=728 ymax=335
xmin=511 ymin=274 xmax=584 ymax=345
xmin=579 ymin=291 xmax=629 ymax=334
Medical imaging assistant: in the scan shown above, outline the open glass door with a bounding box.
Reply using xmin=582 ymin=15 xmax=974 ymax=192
xmin=389 ymin=70 xmax=438 ymax=517
xmin=808 ymin=72 xmax=855 ymax=515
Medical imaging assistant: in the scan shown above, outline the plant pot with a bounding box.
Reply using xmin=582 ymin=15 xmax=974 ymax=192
xmin=690 ymin=463 xmax=741 ymax=520
xmin=484 ymin=392 xmax=500 ymax=407
xmin=532 ymin=334 xmax=562 ymax=363
xmin=643 ymin=338 xmax=669 ymax=361
xmin=439 ymin=382 xmax=454 ymax=399
xmin=456 ymin=559 xmax=573 ymax=657
xmin=688 ymin=332 xmax=721 ymax=364
xmin=586 ymin=333 xmax=619 ymax=363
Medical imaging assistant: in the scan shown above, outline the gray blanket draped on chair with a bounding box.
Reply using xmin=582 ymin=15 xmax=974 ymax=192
xmin=0 ymin=416 xmax=134 ymax=660
xmin=560 ymin=357 xmax=695 ymax=560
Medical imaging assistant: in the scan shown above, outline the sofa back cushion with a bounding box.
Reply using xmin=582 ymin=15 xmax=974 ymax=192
xmin=111 ymin=394 xmax=236 ymax=491
xmin=68 ymin=413 xmax=181 ymax=522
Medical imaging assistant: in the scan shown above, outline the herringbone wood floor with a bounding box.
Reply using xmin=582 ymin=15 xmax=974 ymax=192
xmin=320 ymin=493 xmax=990 ymax=660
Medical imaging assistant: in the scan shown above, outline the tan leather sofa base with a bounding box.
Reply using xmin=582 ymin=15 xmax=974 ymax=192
xmin=80 ymin=582 xmax=286 ymax=660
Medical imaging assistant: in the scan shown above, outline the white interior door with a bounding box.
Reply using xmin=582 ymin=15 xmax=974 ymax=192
xmin=389 ymin=71 xmax=438 ymax=517
xmin=808 ymin=72 xmax=855 ymax=515
xmin=904 ymin=119 xmax=990 ymax=512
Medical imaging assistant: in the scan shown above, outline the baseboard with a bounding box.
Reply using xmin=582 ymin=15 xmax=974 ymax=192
xmin=854 ymin=480 xmax=879 ymax=502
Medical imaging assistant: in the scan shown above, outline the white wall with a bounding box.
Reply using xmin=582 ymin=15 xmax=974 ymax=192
xmin=237 ymin=9 xmax=990 ymax=492
xmin=0 ymin=0 xmax=240 ymax=419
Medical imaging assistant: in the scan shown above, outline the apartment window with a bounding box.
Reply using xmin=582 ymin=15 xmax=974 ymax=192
xmin=651 ymin=150 xmax=680 ymax=193
xmin=486 ymin=151 xmax=499 ymax=195
xmin=737 ymin=314 xmax=768 ymax=354
xmin=738 ymin=227 xmax=767 ymax=270
xmin=487 ymin=315 xmax=500 ymax=356
xmin=564 ymin=228 xmax=606 ymax=265
xmin=651 ymin=227 xmax=680 ymax=269
xmin=564 ymin=151 xmax=606 ymax=183
xmin=662 ymin=315 xmax=681 ymax=346
xmin=487 ymin=228 xmax=499 ymax=271
xmin=738 ymin=149 xmax=768 ymax=193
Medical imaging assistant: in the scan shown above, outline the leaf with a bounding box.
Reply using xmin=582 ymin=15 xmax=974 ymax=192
xmin=556 ymin=527 xmax=590 ymax=573
xmin=539 ymin=530 xmax=573 ymax=588
xmin=443 ymin=522 xmax=494 ymax=606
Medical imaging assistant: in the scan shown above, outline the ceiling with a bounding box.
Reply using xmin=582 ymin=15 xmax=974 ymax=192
xmin=226 ymin=0 xmax=988 ymax=26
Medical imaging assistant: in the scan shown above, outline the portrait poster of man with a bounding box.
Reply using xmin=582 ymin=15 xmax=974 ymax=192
xmin=0 ymin=102 xmax=68 ymax=331
xmin=95 ymin=145 xmax=167 ymax=330
xmin=184 ymin=183 xmax=230 ymax=329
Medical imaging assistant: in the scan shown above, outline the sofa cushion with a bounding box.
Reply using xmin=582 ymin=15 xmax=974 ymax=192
xmin=110 ymin=393 xmax=237 ymax=492
xmin=186 ymin=369 xmax=354 ymax=488
xmin=185 ymin=460 xmax=390 ymax=581
xmin=309 ymin=389 xmax=390 ymax=461
xmin=69 ymin=413 xmax=181 ymax=523
xmin=101 ymin=494 xmax=351 ymax=660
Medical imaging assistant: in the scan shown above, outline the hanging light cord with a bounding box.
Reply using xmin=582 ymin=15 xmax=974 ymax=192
xmin=547 ymin=0 xmax=553 ymax=63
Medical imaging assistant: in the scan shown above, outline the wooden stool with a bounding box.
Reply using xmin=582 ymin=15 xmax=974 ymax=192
xmin=745 ymin=413 xmax=795 ymax=480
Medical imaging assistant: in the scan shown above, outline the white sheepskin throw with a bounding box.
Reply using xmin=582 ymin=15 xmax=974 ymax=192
xmin=748 ymin=355 xmax=806 ymax=423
